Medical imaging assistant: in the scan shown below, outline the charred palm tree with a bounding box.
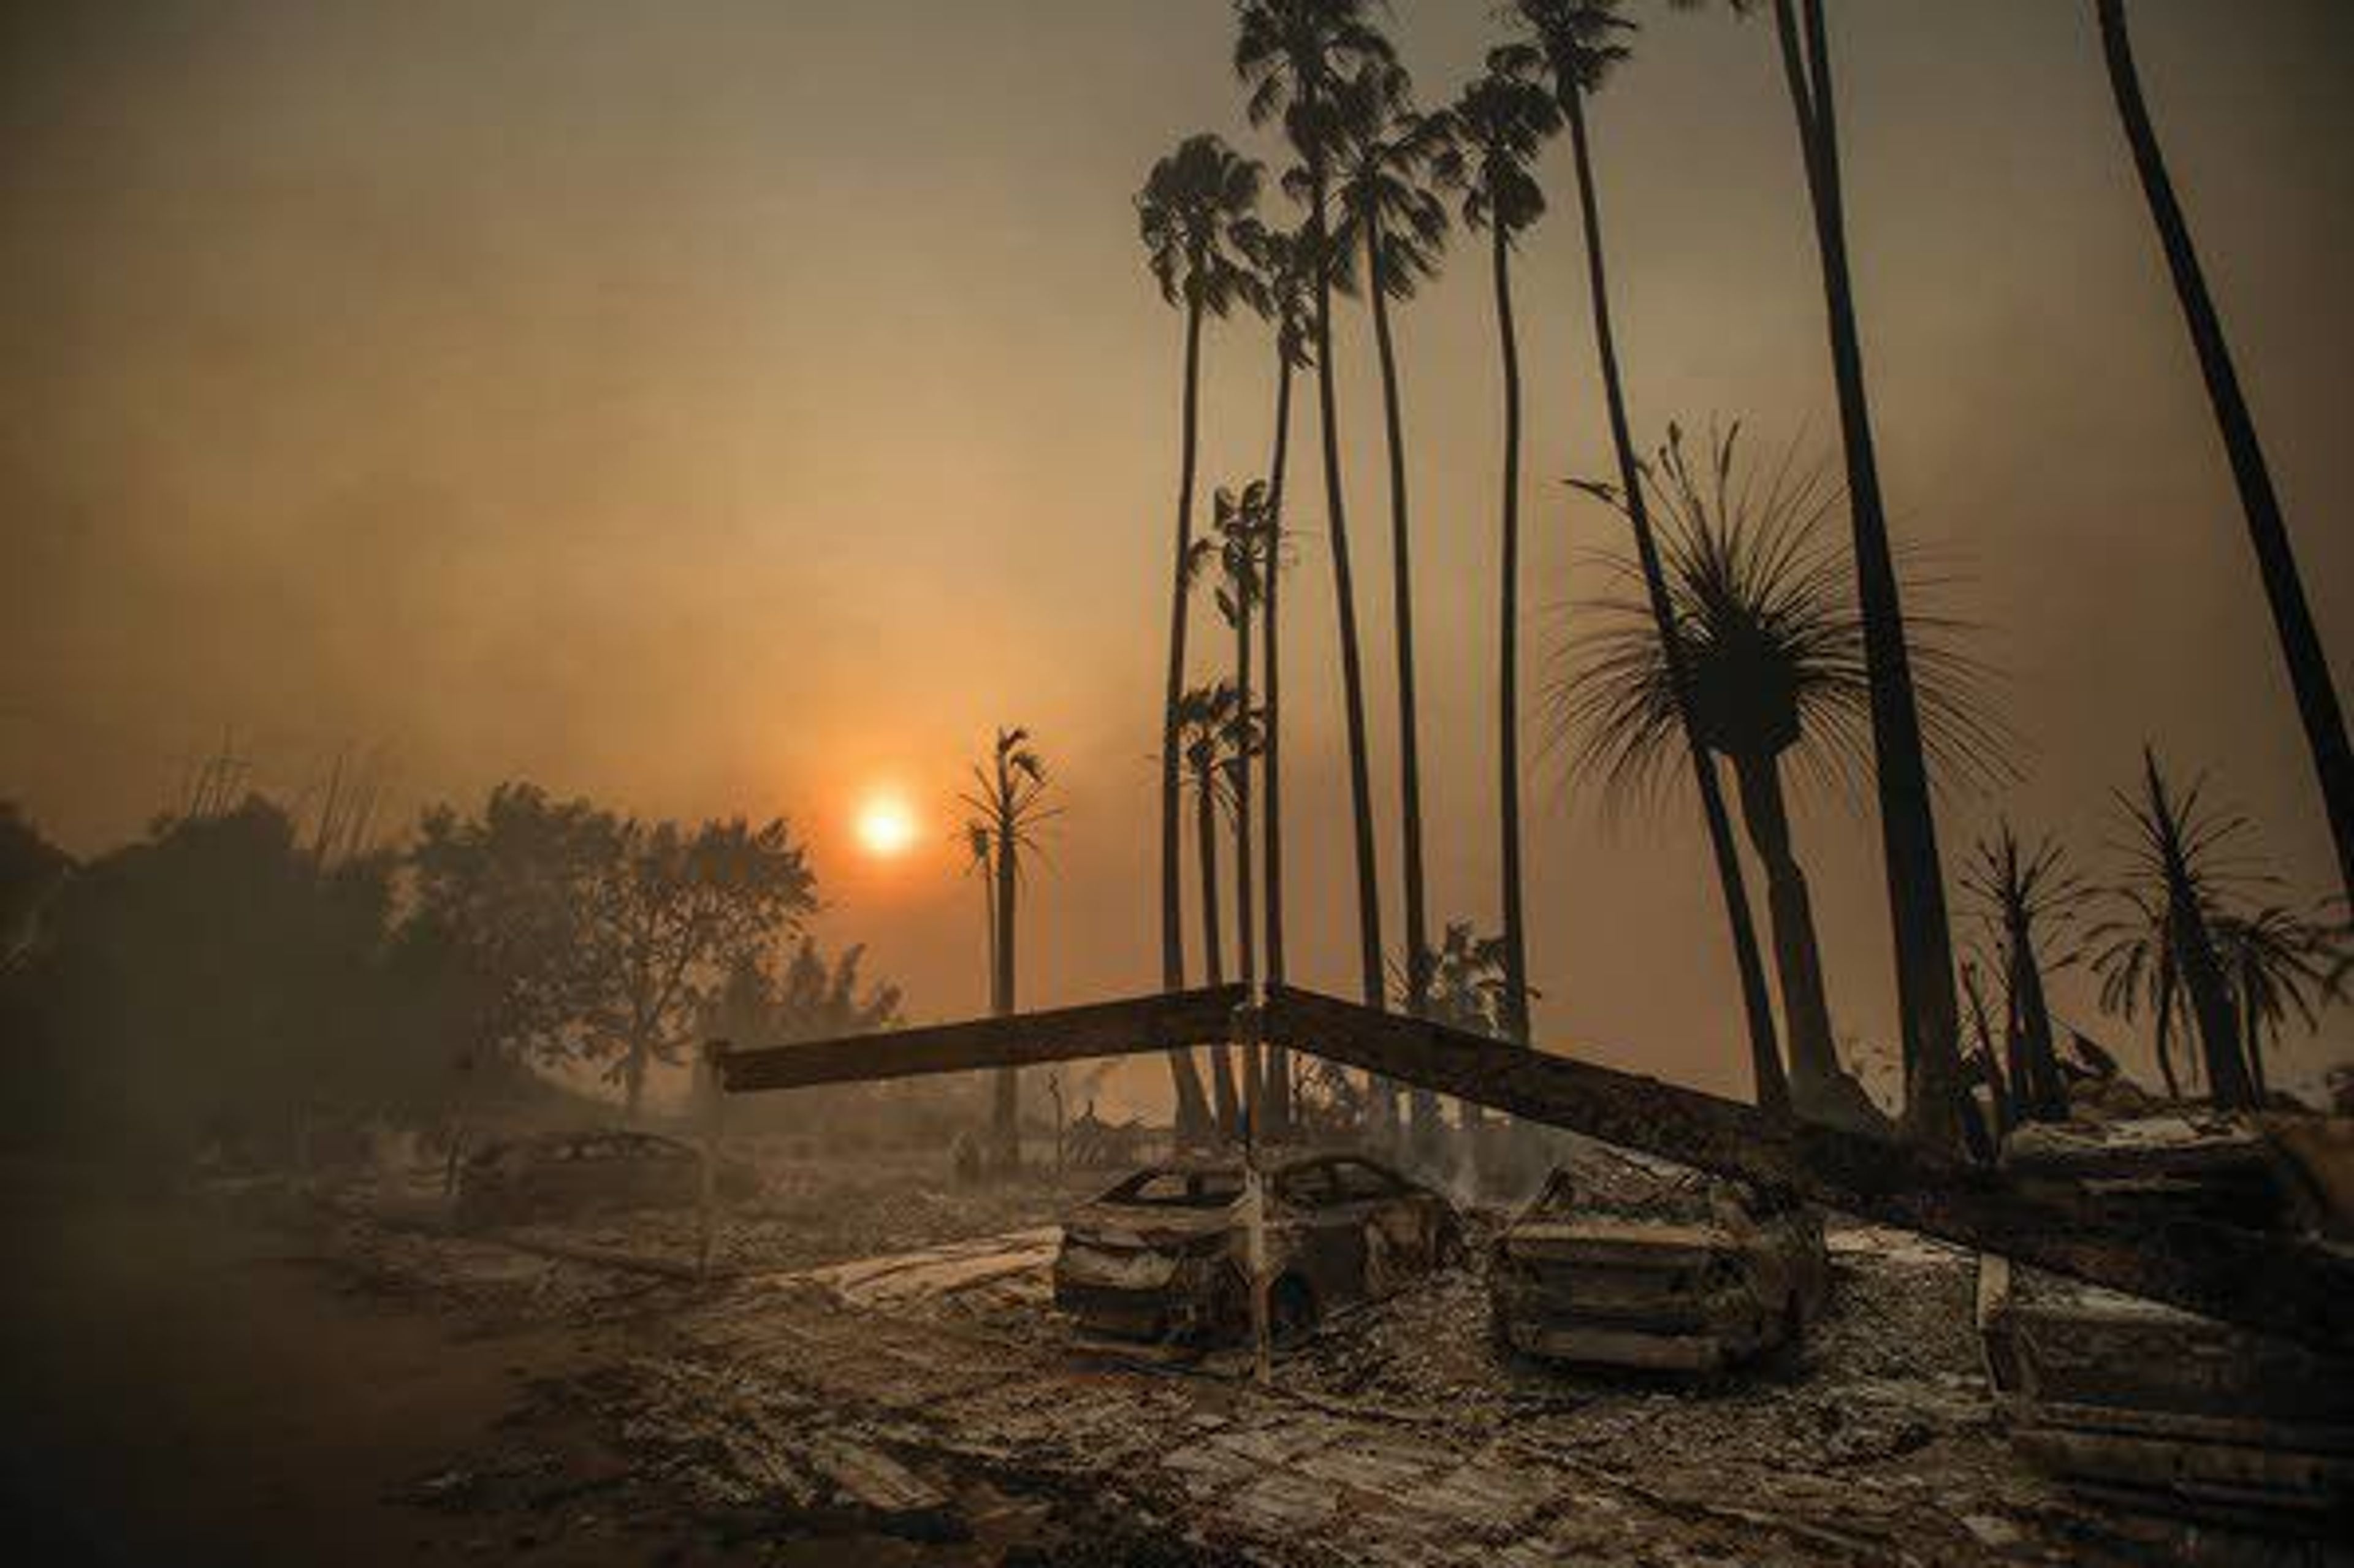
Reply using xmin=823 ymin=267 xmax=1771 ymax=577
xmin=1177 ymin=681 xmax=1247 ymax=1136
xmin=1432 ymin=64 xmax=1561 ymax=1051
xmin=1500 ymin=0 xmax=1789 ymax=1119
xmin=1327 ymin=63 xmax=1449 ymax=1031
xmin=1137 ymin=135 xmax=1264 ymax=1126
xmin=1558 ymin=424 xmax=1996 ymax=1129
xmin=2091 ymin=752 xmax=2257 ymax=1109
xmin=1962 ymin=826 xmax=2088 ymax=1124
xmin=2095 ymin=0 xmax=2353 ymax=915
xmin=958 ymin=728 xmax=1059 ymax=1168
xmin=1236 ymin=0 xmax=1396 ymax=1013
xmin=2212 ymin=899 xmax=2348 ymax=1103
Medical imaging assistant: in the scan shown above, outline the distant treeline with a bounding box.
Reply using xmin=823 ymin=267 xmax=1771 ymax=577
xmin=0 ymin=785 xmax=900 ymax=1166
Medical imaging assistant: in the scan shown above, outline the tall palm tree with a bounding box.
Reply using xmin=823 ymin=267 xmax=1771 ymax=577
xmin=1499 ymin=0 xmax=1785 ymax=1117
xmin=1177 ymin=680 xmax=1246 ymax=1135
xmin=1432 ymin=64 xmax=1562 ymax=1051
xmin=1241 ymin=223 xmax=1316 ymax=1138
xmin=959 ymin=728 xmax=1059 ymax=1167
xmin=1137 ymin=133 xmax=1265 ymax=1017
xmin=2092 ymin=751 xmax=2256 ymax=1109
xmin=1561 ymin=424 xmax=1995 ymax=1129
xmin=1675 ymin=0 xmax=1968 ymax=1148
xmin=1962 ymin=825 xmax=2087 ymax=1124
xmin=2095 ymin=0 xmax=2353 ymax=916
xmin=1326 ymin=62 xmax=1450 ymax=1028
xmin=1199 ymin=481 xmax=1278 ymax=1122
xmin=1235 ymin=0 xmax=1395 ymax=1012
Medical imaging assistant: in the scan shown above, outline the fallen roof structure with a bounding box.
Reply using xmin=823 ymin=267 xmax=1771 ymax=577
xmin=713 ymin=982 xmax=2354 ymax=1357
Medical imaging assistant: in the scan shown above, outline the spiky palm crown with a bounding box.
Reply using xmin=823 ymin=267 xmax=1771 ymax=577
xmin=1961 ymin=822 xmax=2089 ymax=998
xmin=1184 ymin=479 xmax=1279 ymax=628
xmin=1430 ymin=64 xmax=1561 ymax=240
xmin=1138 ymin=134 xmax=1268 ymax=318
xmin=1174 ymin=682 xmax=1257 ymax=812
xmin=1554 ymin=422 xmax=2002 ymax=810
xmin=2214 ymin=899 xmax=2348 ymax=1041
xmin=957 ymin=727 xmax=1059 ymax=875
xmin=1494 ymin=0 xmax=1636 ymax=103
xmin=1314 ymin=63 xmax=1450 ymax=302
xmin=1234 ymin=0 xmax=1397 ymax=170
xmin=2088 ymin=751 xmax=2262 ymax=1028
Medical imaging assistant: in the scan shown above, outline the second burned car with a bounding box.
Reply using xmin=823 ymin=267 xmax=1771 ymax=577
xmin=1052 ymin=1150 xmax=1466 ymax=1350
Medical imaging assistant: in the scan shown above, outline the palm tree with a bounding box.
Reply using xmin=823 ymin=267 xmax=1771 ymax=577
xmin=1137 ymin=133 xmax=1265 ymax=1023
xmin=959 ymin=727 xmax=1059 ymax=1166
xmin=2212 ymin=901 xmax=2347 ymax=1103
xmin=1432 ymin=65 xmax=1561 ymax=1051
xmin=1675 ymin=0 xmax=1968 ymax=1149
xmin=959 ymin=819 xmax=997 ymax=999
xmin=1962 ymin=826 xmax=2087 ymax=1124
xmin=1561 ymin=424 xmax=1996 ymax=1130
xmin=1325 ymin=63 xmax=1450 ymax=1027
xmin=1177 ymin=681 xmax=1246 ymax=1136
xmin=1236 ymin=0 xmax=1395 ymax=1013
xmin=1241 ymin=223 xmax=1316 ymax=1138
xmin=2092 ymin=751 xmax=2256 ymax=1109
xmin=2095 ymin=0 xmax=2353 ymax=916
xmin=1501 ymin=1 xmax=1788 ymax=1119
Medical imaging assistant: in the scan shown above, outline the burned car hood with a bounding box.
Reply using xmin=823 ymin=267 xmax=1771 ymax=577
xmin=1062 ymin=1201 xmax=1238 ymax=1250
xmin=1504 ymin=1216 xmax=1731 ymax=1269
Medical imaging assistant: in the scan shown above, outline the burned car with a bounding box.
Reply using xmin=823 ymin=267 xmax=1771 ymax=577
xmin=1488 ymin=1154 xmax=1829 ymax=1373
xmin=1051 ymin=1151 xmax=1465 ymax=1349
xmin=1977 ymin=1114 xmax=2354 ymax=1528
xmin=455 ymin=1128 xmax=757 ymax=1229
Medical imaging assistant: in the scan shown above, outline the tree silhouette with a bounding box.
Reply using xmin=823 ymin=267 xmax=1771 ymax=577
xmin=1176 ymin=681 xmax=1247 ymax=1136
xmin=2095 ymin=0 xmax=2353 ymax=916
xmin=960 ymin=727 xmax=1059 ymax=1165
xmin=1235 ymin=0 xmax=1395 ymax=1014
xmin=1502 ymin=0 xmax=1788 ymax=1118
xmin=2212 ymin=900 xmax=2346 ymax=1103
xmin=1432 ymin=64 xmax=1561 ymax=1052
xmin=1962 ymin=826 xmax=2088 ymax=1124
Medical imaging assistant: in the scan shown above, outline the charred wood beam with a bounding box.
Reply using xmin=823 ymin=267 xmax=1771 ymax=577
xmin=717 ymin=985 xmax=1248 ymax=1094
xmin=1265 ymin=985 xmax=2354 ymax=1356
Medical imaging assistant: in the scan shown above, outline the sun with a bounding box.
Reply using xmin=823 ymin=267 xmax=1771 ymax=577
xmin=853 ymin=793 xmax=918 ymax=859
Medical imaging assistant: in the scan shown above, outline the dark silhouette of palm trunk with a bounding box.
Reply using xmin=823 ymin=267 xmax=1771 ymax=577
xmin=2097 ymin=0 xmax=2354 ymax=915
xmin=1362 ymin=205 xmax=1439 ymax=1151
xmin=1262 ymin=348 xmax=1294 ymax=1138
xmin=1727 ymin=752 xmax=1840 ymax=1091
xmin=2152 ymin=982 xmax=2183 ymax=1100
xmin=1772 ymin=0 xmax=1964 ymax=1151
xmin=1489 ymin=212 xmax=1531 ymax=1052
xmin=1158 ymin=298 xmax=1214 ymax=1144
xmin=1306 ymin=153 xmax=1385 ymax=1014
xmin=1196 ymin=757 xmax=1240 ymax=1136
xmin=1962 ymin=967 xmax=2011 ymax=1137
xmin=2169 ymin=893 xmax=2249 ymax=1108
xmin=992 ymin=796 xmax=1021 ymax=1169
xmin=2006 ymin=929 xmax=2066 ymax=1120
xmin=1233 ymin=558 xmax=1260 ymax=1136
xmin=1564 ymin=85 xmax=1790 ymax=1119
xmin=2236 ymin=958 xmax=2269 ymax=1103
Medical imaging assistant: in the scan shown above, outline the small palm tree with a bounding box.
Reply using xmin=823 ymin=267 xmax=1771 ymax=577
xmin=1176 ymin=680 xmax=1247 ymax=1137
xmin=1324 ymin=61 xmax=1450 ymax=1024
xmin=958 ymin=818 xmax=997 ymax=994
xmin=958 ymin=728 xmax=1060 ymax=1166
xmin=1138 ymin=133 xmax=1265 ymax=1026
xmin=1235 ymin=0 xmax=1396 ymax=1013
xmin=1962 ymin=825 xmax=2088 ymax=1124
xmin=2212 ymin=900 xmax=2348 ymax=1103
xmin=1502 ymin=0 xmax=1789 ymax=1122
xmin=1432 ymin=63 xmax=1561 ymax=1051
xmin=2090 ymin=751 xmax=2257 ymax=1109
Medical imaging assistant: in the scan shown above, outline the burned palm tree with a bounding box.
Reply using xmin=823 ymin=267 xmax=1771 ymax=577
xmin=2212 ymin=900 xmax=2348 ymax=1103
xmin=1235 ymin=0 xmax=1396 ymax=1013
xmin=1431 ymin=63 xmax=1561 ymax=1051
xmin=1557 ymin=424 xmax=1997 ymax=1131
xmin=1962 ymin=826 xmax=2089 ymax=1125
xmin=959 ymin=727 xmax=1059 ymax=1167
xmin=1176 ymin=680 xmax=1247 ymax=1137
xmin=2090 ymin=752 xmax=2257 ymax=1109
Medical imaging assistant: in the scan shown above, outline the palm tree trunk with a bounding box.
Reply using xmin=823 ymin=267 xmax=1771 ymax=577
xmin=2238 ymin=958 xmax=2269 ymax=1103
xmin=1198 ymin=764 xmax=1238 ymax=1136
xmin=1491 ymin=216 xmax=1531 ymax=1051
xmin=1162 ymin=301 xmax=1202 ymax=1000
xmin=1307 ymin=159 xmax=1385 ymax=1013
xmin=1234 ymin=560 xmax=1259 ymax=1134
xmin=1263 ymin=349 xmax=1294 ymax=1138
xmin=2009 ymin=927 xmax=2067 ymax=1120
xmin=1728 ymin=752 xmax=1840 ymax=1091
xmin=2097 ymin=0 xmax=2354 ymax=915
xmin=993 ymin=809 xmax=1020 ymax=1168
xmin=1565 ymin=85 xmax=1791 ymax=1119
xmin=2168 ymin=889 xmax=2252 ymax=1108
xmin=1773 ymin=0 xmax=1966 ymax=1152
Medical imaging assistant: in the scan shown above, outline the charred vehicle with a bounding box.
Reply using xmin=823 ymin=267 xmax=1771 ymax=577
xmin=1051 ymin=1151 xmax=1465 ymax=1349
xmin=1488 ymin=1155 xmax=1829 ymax=1373
xmin=455 ymin=1128 xmax=756 ymax=1228
xmin=1977 ymin=1114 xmax=2354 ymax=1528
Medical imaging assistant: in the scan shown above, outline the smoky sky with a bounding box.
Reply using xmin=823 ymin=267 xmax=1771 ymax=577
xmin=4 ymin=1 xmax=2351 ymax=1105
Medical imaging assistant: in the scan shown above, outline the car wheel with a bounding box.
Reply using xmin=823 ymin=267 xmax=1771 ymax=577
xmin=1268 ymin=1275 xmax=1318 ymax=1349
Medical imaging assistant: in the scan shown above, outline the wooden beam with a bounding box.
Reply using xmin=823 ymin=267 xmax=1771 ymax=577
xmin=717 ymin=984 xmax=1247 ymax=1094
xmin=1265 ymin=985 xmax=2354 ymax=1356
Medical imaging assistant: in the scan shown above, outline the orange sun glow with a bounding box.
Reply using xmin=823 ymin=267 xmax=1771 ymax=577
xmin=853 ymin=793 xmax=918 ymax=859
